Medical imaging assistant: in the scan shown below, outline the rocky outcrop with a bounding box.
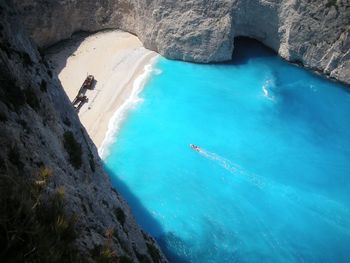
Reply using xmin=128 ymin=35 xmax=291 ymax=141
xmin=1 ymin=0 xmax=348 ymax=260
xmin=13 ymin=0 xmax=350 ymax=85
xmin=0 ymin=1 xmax=167 ymax=262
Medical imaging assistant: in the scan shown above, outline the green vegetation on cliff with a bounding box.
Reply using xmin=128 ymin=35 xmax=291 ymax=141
xmin=0 ymin=167 xmax=81 ymax=262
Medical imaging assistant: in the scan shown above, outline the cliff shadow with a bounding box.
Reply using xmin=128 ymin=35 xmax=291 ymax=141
xmin=103 ymin=166 xmax=191 ymax=263
xmin=43 ymin=31 xmax=92 ymax=76
xmin=230 ymin=37 xmax=276 ymax=65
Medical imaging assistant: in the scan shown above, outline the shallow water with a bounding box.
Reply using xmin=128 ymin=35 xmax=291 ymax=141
xmin=104 ymin=39 xmax=350 ymax=262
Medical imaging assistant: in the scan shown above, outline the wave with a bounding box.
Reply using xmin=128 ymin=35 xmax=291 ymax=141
xmin=98 ymin=54 xmax=160 ymax=159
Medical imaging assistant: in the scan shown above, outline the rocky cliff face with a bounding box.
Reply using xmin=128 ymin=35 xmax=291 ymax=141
xmin=0 ymin=1 xmax=167 ymax=262
xmin=13 ymin=0 xmax=350 ymax=85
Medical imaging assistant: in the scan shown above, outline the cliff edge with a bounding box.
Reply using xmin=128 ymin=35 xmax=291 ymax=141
xmin=0 ymin=1 xmax=167 ymax=262
xmin=14 ymin=0 xmax=350 ymax=85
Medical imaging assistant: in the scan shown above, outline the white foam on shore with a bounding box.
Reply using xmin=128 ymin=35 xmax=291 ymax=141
xmin=98 ymin=55 xmax=160 ymax=159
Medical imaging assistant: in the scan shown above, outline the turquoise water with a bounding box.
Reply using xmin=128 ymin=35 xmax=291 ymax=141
xmin=104 ymin=39 xmax=350 ymax=262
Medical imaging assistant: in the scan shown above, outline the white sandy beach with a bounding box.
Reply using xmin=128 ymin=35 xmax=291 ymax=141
xmin=47 ymin=30 xmax=157 ymax=150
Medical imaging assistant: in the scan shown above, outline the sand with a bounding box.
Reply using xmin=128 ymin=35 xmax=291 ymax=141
xmin=46 ymin=30 xmax=157 ymax=150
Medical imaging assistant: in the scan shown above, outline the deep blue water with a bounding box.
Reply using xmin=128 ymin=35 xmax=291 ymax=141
xmin=104 ymin=39 xmax=350 ymax=263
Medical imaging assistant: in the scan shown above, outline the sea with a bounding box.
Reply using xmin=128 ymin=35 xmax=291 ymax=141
xmin=102 ymin=38 xmax=350 ymax=263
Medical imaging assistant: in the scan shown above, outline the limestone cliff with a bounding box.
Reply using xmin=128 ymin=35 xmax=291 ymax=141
xmin=13 ymin=0 xmax=350 ymax=85
xmin=0 ymin=1 xmax=167 ymax=262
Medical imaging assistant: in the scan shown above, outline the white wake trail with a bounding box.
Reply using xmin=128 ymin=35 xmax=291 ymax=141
xmin=195 ymin=147 xmax=350 ymax=233
xmin=196 ymin=147 xmax=265 ymax=189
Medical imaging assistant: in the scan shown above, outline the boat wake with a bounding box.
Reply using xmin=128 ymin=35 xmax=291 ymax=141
xmin=194 ymin=146 xmax=265 ymax=189
xmin=193 ymin=147 xmax=350 ymax=231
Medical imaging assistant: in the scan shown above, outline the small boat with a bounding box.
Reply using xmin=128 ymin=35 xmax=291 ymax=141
xmin=190 ymin=144 xmax=200 ymax=152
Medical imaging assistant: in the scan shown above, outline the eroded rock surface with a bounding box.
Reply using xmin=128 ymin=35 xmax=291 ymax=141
xmin=0 ymin=1 xmax=167 ymax=262
xmin=14 ymin=0 xmax=350 ymax=85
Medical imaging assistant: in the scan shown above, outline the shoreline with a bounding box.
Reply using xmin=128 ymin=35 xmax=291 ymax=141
xmin=46 ymin=30 xmax=158 ymax=152
xmin=98 ymin=55 xmax=159 ymax=159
